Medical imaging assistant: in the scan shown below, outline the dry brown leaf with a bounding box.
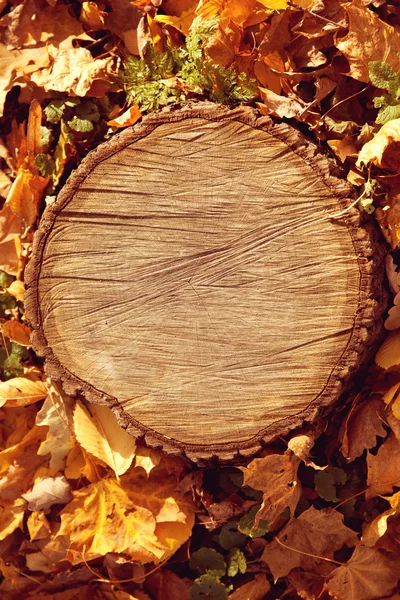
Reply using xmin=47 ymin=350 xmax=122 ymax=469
xmin=328 ymin=137 xmax=358 ymax=163
xmin=366 ymin=432 xmax=400 ymax=498
xmin=287 ymin=432 xmax=325 ymax=469
xmin=0 ymin=171 xmax=12 ymax=200
xmin=146 ymin=569 xmax=192 ymax=600
xmin=229 ymin=573 xmax=271 ymax=599
xmin=31 ymin=45 xmax=116 ymax=97
xmin=155 ymin=7 xmax=197 ymax=36
xmin=6 ymin=168 xmax=48 ymax=227
xmin=203 ymin=21 xmax=242 ymax=67
xmin=0 ymin=373 xmax=47 ymax=407
xmin=27 ymin=510 xmax=52 ymax=541
xmin=80 ymin=2 xmax=106 ymax=31
xmin=339 ymin=395 xmax=387 ymax=462
xmin=337 ymin=0 xmax=400 ymax=82
xmin=258 ymin=89 xmax=304 ymax=119
xmin=0 ymin=239 xmax=20 ymax=276
xmin=1 ymin=320 xmax=32 ymax=346
xmin=324 ymin=545 xmax=400 ymax=600
xmin=6 ymin=280 xmax=25 ymax=302
xmin=241 ymin=451 xmax=301 ymax=528
xmin=357 ymin=119 xmax=400 ymax=172
xmin=134 ymin=445 xmax=162 ymax=475
xmin=107 ymin=105 xmax=142 ymax=129
xmin=73 ymin=400 xmax=136 ymax=478
xmin=261 ymin=506 xmax=358 ymax=580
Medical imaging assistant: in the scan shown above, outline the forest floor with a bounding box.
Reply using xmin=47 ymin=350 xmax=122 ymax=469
xmin=1 ymin=0 xmax=400 ymax=598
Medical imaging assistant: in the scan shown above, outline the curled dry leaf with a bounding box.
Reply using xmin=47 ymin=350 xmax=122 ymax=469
xmin=362 ymin=490 xmax=400 ymax=547
xmin=375 ymin=331 xmax=400 ymax=370
xmin=134 ymin=445 xmax=162 ymax=476
xmin=241 ymin=450 xmax=301 ymax=528
xmin=22 ymin=474 xmax=72 ymax=511
xmin=107 ymin=105 xmax=142 ymax=129
xmin=261 ymin=506 xmax=358 ymax=581
xmin=6 ymin=279 xmax=25 ymax=302
xmin=357 ymin=119 xmax=400 ymax=173
xmin=73 ymin=400 xmax=136 ymax=478
xmin=324 ymin=545 xmax=400 ymax=600
xmin=339 ymin=395 xmax=387 ymax=462
xmin=287 ymin=431 xmax=325 ymax=469
xmin=36 ymin=385 xmax=74 ymax=471
xmin=337 ymin=0 xmax=400 ymax=82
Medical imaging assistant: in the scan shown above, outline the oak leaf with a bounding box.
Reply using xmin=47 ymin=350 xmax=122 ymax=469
xmin=261 ymin=506 xmax=358 ymax=580
xmin=337 ymin=0 xmax=400 ymax=82
xmin=366 ymin=432 xmax=400 ymax=498
xmin=22 ymin=474 xmax=72 ymax=511
xmin=241 ymin=450 xmax=301 ymax=528
xmin=0 ymin=372 xmax=47 ymax=407
xmin=324 ymin=545 xmax=400 ymax=600
xmin=229 ymin=573 xmax=271 ymax=599
xmin=73 ymin=400 xmax=136 ymax=478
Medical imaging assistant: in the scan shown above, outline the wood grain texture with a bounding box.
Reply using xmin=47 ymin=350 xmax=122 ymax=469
xmin=25 ymin=103 xmax=386 ymax=460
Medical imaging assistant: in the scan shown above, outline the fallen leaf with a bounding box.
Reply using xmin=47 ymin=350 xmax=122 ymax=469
xmin=261 ymin=506 xmax=358 ymax=580
xmin=146 ymin=569 xmax=192 ymax=600
xmin=155 ymin=7 xmax=197 ymax=36
xmin=107 ymin=105 xmax=142 ymax=129
xmin=375 ymin=331 xmax=400 ymax=369
xmin=241 ymin=451 xmax=301 ymax=528
xmin=337 ymin=0 xmax=400 ymax=82
xmin=1 ymin=321 xmax=32 ymax=346
xmin=366 ymin=432 xmax=400 ymax=498
xmin=56 ymin=475 xmax=194 ymax=564
xmin=6 ymin=280 xmax=25 ymax=302
xmin=363 ymin=490 xmax=400 ymax=546
xmin=0 ymin=498 xmax=25 ymax=540
xmin=73 ymin=400 xmax=137 ymax=478
xmin=357 ymin=119 xmax=400 ymax=172
xmin=27 ymin=510 xmax=52 ymax=541
xmin=134 ymin=445 xmax=162 ymax=475
xmin=229 ymin=573 xmax=271 ymax=599
xmin=31 ymin=45 xmax=116 ymax=97
xmin=328 ymin=137 xmax=358 ymax=163
xmin=0 ymin=373 xmax=47 ymax=407
xmin=0 ymin=204 xmax=23 ymax=245
xmin=80 ymin=2 xmax=106 ymax=32
xmin=22 ymin=474 xmax=72 ymax=511
xmin=339 ymin=395 xmax=387 ymax=461
xmin=258 ymin=89 xmax=305 ymax=119
xmin=203 ymin=21 xmax=242 ymax=68
xmin=288 ymin=432 xmax=325 ymax=469
xmin=0 ymin=171 xmax=12 ymax=200
xmin=324 ymin=545 xmax=400 ymax=600
xmin=6 ymin=168 xmax=48 ymax=227
xmin=36 ymin=384 xmax=74 ymax=470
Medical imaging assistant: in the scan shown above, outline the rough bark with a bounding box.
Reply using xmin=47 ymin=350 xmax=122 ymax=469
xmin=25 ymin=102 xmax=387 ymax=460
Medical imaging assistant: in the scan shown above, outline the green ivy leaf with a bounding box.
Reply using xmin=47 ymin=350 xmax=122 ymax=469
xmin=315 ymin=467 xmax=347 ymax=502
xmin=219 ymin=521 xmax=247 ymax=550
xmin=238 ymin=505 xmax=269 ymax=538
xmin=190 ymin=575 xmax=228 ymax=600
xmin=44 ymin=99 xmax=66 ymax=124
xmin=227 ymin=548 xmax=247 ymax=577
xmin=190 ymin=548 xmax=226 ymax=578
xmin=1 ymin=342 xmax=29 ymax=379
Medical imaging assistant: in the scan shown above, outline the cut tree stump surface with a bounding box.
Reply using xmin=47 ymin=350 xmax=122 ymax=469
xmin=26 ymin=103 xmax=386 ymax=459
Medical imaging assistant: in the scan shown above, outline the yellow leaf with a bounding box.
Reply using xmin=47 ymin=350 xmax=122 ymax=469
xmin=0 ymin=498 xmax=25 ymax=541
xmin=73 ymin=400 xmax=136 ymax=478
xmin=357 ymin=119 xmax=400 ymax=172
xmin=6 ymin=279 xmax=25 ymax=302
xmin=6 ymin=168 xmax=48 ymax=227
xmin=257 ymin=0 xmax=287 ymax=9
xmin=0 ymin=374 xmax=47 ymax=407
xmin=1 ymin=320 xmax=32 ymax=346
xmin=80 ymin=2 xmax=106 ymax=31
xmin=57 ymin=471 xmax=195 ymax=565
xmin=27 ymin=510 xmax=51 ymax=541
xmin=134 ymin=445 xmax=162 ymax=475
xmin=155 ymin=7 xmax=197 ymax=35
xmin=375 ymin=331 xmax=400 ymax=370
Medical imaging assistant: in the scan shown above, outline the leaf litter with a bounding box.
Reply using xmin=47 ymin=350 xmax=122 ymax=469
xmin=1 ymin=0 xmax=400 ymax=598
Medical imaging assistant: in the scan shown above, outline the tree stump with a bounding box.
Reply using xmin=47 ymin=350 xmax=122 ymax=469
xmin=26 ymin=103 xmax=386 ymax=460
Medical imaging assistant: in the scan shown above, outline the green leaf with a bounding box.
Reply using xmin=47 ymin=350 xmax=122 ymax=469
xmin=76 ymin=101 xmax=100 ymax=123
xmin=315 ymin=467 xmax=347 ymax=502
xmin=44 ymin=100 xmax=66 ymax=124
xmin=376 ymin=100 xmax=400 ymax=124
xmin=219 ymin=522 xmax=247 ymax=550
xmin=190 ymin=548 xmax=226 ymax=578
xmin=34 ymin=153 xmax=55 ymax=177
xmin=227 ymin=548 xmax=247 ymax=577
xmin=1 ymin=342 xmax=29 ymax=379
xmin=67 ymin=116 xmax=95 ymax=133
xmin=238 ymin=505 xmax=269 ymax=538
xmin=0 ymin=271 xmax=15 ymax=288
xmin=190 ymin=575 xmax=228 ymax=600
